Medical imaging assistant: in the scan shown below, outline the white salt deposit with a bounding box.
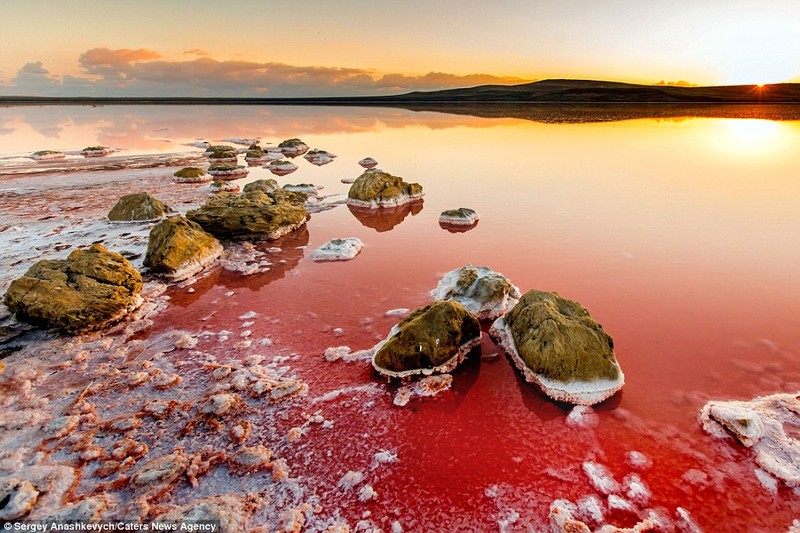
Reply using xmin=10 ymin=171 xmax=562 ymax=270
xmin=754 ymin=468 xmax=779 ymax=493
xmin=358 ymin=484 xmax=377 ymax=502
xmin=576 ymin=495 xmax=604 ymax=526
xmin=431 ymin=265 xmax=520 ymax=321
xmin=582 ymin=462 xmax=620 ymax=495
xmin=623 ymin=473 xmax=651 ymax=504
xmin=309 ymin=238 xmax=363 ymax=262
xmin=675 ymin=507 xmax=703 ymax=533
xmin=371 ymin=450 xmax=398 ymax=469
xmin=566 ymin=405 xmax=599 ymax=428
xmin=384 ymin=308 xmax=410 ymax=317
xmin=625 ymin=451 xmax=653 ymax=470
xmin=607 ymin=495 xmax=637 ymax=515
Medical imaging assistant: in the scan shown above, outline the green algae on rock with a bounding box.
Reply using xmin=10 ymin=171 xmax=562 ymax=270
xmin=208 ymin=163 xmax=248 ymax=180
xmin=208 ymin=179 xmax=239 ymax=193
xmin=373 ymin=300 xmax=481 ymax=378
xmin=143 ymin=216 xmax=223 ymax=281
xmin=3 ymin=244 xmax=143 ymax=333
xmin=489 ymin=290 xmax=624 ymax=405
xmin=243 ymin=179 xmax=279 ymax=194
xmin=173 ymin=167 xmax=210 ymax=183
xmin=81 ymin=146 xmax=113 ymax=157
xmin=431 ymin=265 xmax=520 ymax=321
xmin=277 ymin=138 xmax=309 ymax=157
xmin=30 ymin=150 xmax=65 ymax=161
xmin=347 ymin=169 xmax=424 ymax=209
xmin=107 ymin=192 xmax=173 ymax=222
xmin=186 ymin=190 xmax=307 ymax=241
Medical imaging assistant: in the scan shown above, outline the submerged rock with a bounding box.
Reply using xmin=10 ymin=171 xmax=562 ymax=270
xmin=208 ymin=179 xmax=239 ymax=193
xmin=278 ymin=138 xmax=309 ymax=157
xmin=372 ymin=300 xmax=481 ymax=378
xmin=700 ymin=392 xmax=800 ymax=487
xmin=3 ymin=244 xmax=143 ymax=333
xmin=30 ymin=150 xmax=65 ymax=161
xmin=173 ymin=167 xmax=210 ymax=183
xmin=431 ymin=265 xmax=521 ymax=321
xmin=309 ymin=237 xmax=363 ymax=261
xmin=303 ymin=149 xmax=336 ymax=166
xmin=107 ymin=192 xmax=173 ymax=222
xmin=243 ymin=179 xmax=279 ymax=194
xmin=358 ymin=157 xmax=378 ymax=169
xmin=208 ymin=163 xmax=248 ymax=180
xmin=81 ymin=146 xmax=113 ymax=157
xmin=143 ymin=216 xmax=223 ymax=281
xmin=267 ymin=159 xmax=298 ymax=176
xmin=439 ymin=207 xmax=479 ymax=227
xmin=489 ymin=290 xmax=624 ymax=405
xmin=186 ymin=189 xmax=307 ymax=241
xmin=347 ymin=169 xmax=424 ymax=209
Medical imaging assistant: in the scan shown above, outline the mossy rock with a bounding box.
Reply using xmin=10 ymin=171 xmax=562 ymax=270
xmin=107 ymin=193 xmax=173 ymax=222
xmin=505 ymin=290 xmax=620 ymax=382
xmin=3 ymin=244 xmax=143 ymax=333
xmin=186 ymin=190 xmax=307 ymax=240
xmin=245 ymin=148 xmax=265 ymax=158
xmin=204 ymin=145 xmax=233 ymax=153
xmin=82 ymin=146 xmax=107 ymax=151
xmin=33 ymin=150 xmax=61 ymax=156
xmin=174 ymin=167 xmax=206 ymax=179
xmin=208 ymin=150 xmax=237 ymax=159
xmin=278 ymin=138 xmax=306 ymax=148
xmin=248 ymin=143 xmax=261 ymax=150
xmin=347 ymin=170 xmax=423 ymax=208
xmin=143 ymin=216 xmax=223 ymax=281
xmin=208 ymin=163 xmax=242 ymax=172
xmin=243 ymin=179 xmax=278 ymax=193
xmin=373 ymin=300 xmax=480 ymax=376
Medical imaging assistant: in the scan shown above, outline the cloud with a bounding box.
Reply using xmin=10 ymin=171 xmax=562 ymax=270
xmin=183 ymin=49 xmax=210 ymax=57
xmin=654 ymin=80 xmax=698 ymax=87
xmin=3 ymin=49 xmax=529 ymax=97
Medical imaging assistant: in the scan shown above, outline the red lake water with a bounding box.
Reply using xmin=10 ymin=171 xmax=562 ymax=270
xmin=1 ymin=105 xmax=800 ymax=531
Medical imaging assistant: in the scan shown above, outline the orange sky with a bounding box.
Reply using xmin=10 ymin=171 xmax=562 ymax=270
xmin=1 ymin=0 xmax=799 ymax=96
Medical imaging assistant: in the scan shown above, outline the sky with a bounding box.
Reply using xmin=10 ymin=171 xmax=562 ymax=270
xmin=1 ymin=0 xmax=799 ymax=97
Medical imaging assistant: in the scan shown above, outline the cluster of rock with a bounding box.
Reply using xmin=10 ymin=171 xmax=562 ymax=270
xmin=244 ymin=145 xmax=268 ymax=165
xmin=207 ymin=149 xmax=238 ymax=164
xmin=366 ymin=264 xmax=624 ymax=406
xmin=347 ymin=169 xmax=424 ymax=209
xmin=107 ymin=193 xmax=173 ymax=223
xmin=30 ymin=150 xmax=65 ymax=161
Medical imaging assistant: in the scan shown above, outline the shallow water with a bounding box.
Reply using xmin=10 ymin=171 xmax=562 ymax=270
xmin=1 ymin=105 xmax=800 ymax=531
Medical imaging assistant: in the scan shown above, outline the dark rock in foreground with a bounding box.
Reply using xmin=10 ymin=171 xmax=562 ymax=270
xmin=489 ymin=290 xmax=624 ymax=405
xmin=3 ymin=244 xmax=143 ymax=333
xmin=347 ymin=169 xmax=423 ymax=209
xmin=373 ymin=300 xmax=481 ymax=378
xmin=107 ymin=192 xmax=173 ymax=222
xmin=143 ymin=216 xmax=223 ymax=281
xmin=186 ymin=190 xmax=307 ymax=241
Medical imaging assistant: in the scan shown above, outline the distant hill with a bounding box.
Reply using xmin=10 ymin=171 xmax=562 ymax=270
xmin=2 ymin=79 xmax=799 ymax=105
xmin=386 ymin=79 xmax=800 ymax=103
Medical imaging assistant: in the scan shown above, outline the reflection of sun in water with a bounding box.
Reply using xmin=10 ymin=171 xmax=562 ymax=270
xmin=717 ymin=119 xmax=787 ymax=155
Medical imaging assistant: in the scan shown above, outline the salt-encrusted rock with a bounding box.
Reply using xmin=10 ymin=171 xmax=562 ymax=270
xmin=143 ymin=216 xmax=223 ymax=281
xmin=3 ymin=244 xmax=143 ymax=333
xmin=304 ymin=149 xmax=336 ymax=166
xmin=81 ymin=145 xmax=113 ymax=157
xmin=155 ymin=494 xmax=251 ymax=532
xmin=39 ymin=495 xmax=112 ymax=523
xmin=309 ymin=238 xmax=363 ymax=262
xmin=267 ymin=159 xmax=298 ymax=176
xmin=204 ymin=144 xmax=234 ymax=154
xmin=107 ymin=192 xmax=173 ymax=222
xmin=208 ymin=163 xmax=248 ymax=180
xmin=372 ymin=300 xmax=481 ymax=378
xmin=187 ymin=189 xmax=307 ymax=241
xmin=278 ymin=138 xmax=309 ymax=157
xmin=358 ymin=157 xmax=378 ymax=169
xmin=245 ymin=146 xmax=267 ymax=164
xmin=347 ymin=169 xmax=424 ymax=209
xmin=489 ymin=290 xmax=624 ymax=405
xmin=283 ymin=183 xmax=321 ymax=196
xmin=243 ymin=179 xmax=279 ymax=194
xmin=30 ymin=150 xmax=65 ymax=160
xmin=132 ymin=452 xmax=189 ymax=488
xmin=173 ymin=167 xmax=210 ymax=183
xmin=208 ymin=179 xmax=240 ymax=193
xmin=439 ymin=207 xmax=479 ymax=226
xmin=700 ymin=392 xmax=800 ymax=487
xmin=431 ymin=265 xmax=520 ymax=321
xmin=0 ymin=478 xmax=39 ymax=520
xmin=207 ymin=149 xmax=238 ymax=164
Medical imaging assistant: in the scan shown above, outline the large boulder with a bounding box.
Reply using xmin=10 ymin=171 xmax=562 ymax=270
xmin=347 ymin=169 xmax=423 ymax=209
xmin=107 ymin=193 xmax=173 ymax=222
xmin=489 ymin=290 xmax=624 ymax=405
xmin=3 ymin=244 xmax=143 ymax=333
xmin=372 ymin=300 xmax=481 ymax=379
xmin=186 ymin=189 xmax=307 ymax=241
xmin=143 ymin=216 xmax=223 ymax=281
xmin=431 ymin=265 xmax=520 ymax=321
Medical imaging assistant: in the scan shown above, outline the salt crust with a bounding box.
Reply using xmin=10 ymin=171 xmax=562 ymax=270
xmin=309 ymin=238 xmax=363 ymax=262
xmin=489 ymin=317 xmax=625 ymax=405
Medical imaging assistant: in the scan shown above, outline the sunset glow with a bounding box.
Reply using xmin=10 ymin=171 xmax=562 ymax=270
xmin=1 ymin=1 xmax=798 ymax=96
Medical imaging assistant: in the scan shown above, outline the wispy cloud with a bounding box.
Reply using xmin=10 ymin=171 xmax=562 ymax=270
xmin=183 ymin=49 xmax=210 ymax=57
xmin=2 ymin=48 xmax=529 ymax=97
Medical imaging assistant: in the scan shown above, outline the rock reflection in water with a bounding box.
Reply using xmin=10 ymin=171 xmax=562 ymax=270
xmin=347 ymin=203 xmax=423 ymax=233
